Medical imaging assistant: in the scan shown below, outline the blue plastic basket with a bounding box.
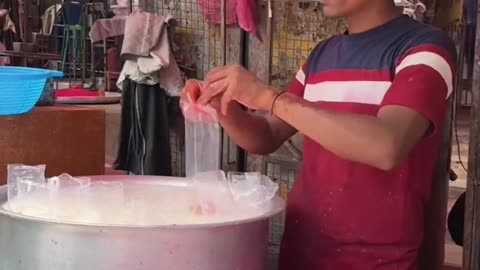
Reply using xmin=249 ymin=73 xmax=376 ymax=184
xmin=0 ymin=67 xmax=63 ymax=116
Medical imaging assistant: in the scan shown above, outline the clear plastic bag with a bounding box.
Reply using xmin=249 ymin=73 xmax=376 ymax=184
xmin=7 ymin=164 xmax=46 ymax=202
xmin=181 ymin=81 xmax=221 ymax=179
xmin=47 ymin=173 xmax=91 ymax=189
xmin=227 ymin=172 xmax=279 ymax=207
xmin=180 ymin=85 xmax=279 ymax=212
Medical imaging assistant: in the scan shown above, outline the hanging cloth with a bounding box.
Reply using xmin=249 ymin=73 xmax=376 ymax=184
xmin=118 ymin=10 xmax=183 ymax=96
xmin=0 ymin=9 xmax=16 ymax=33
xmin=197 ymin=0 xmax=260 ymax=41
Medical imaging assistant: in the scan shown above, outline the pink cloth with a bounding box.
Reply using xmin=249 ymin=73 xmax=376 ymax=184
xmin=197 ymin=0 xmax=259 ymax=40
xmin=236 ymin=0 xmax=259 ymax=40
xmin=89 ymin=17 xmax=127 ymax=43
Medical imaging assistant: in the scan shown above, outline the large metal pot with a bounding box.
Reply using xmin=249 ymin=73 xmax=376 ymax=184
xmin=0 ymin=175 xmax=285 ymax=270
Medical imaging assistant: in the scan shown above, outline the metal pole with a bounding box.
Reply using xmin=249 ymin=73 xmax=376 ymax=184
xmin=219 ymin=0 xmax=226 ymax=170
xmin=235 ymin=30 xmax=248 ymax=172
xmin=265 ymin=0 xmax=273 ymax=84
xmin=464 ymin=1 xmax=480 ymax=269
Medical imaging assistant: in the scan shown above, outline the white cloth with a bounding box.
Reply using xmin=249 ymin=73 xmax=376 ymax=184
xmin=40 ymin=5 xmax=61 ymax=35
xmin=118 ymin=60 xmax=160 ymax=86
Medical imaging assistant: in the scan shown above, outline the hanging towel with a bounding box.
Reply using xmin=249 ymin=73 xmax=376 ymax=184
xmin=117 ymin=10 xmax=183 ymax=96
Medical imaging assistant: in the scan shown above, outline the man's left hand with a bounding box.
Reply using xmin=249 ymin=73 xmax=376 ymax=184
xmin=198 ymin=65 xmax=277 ymax=115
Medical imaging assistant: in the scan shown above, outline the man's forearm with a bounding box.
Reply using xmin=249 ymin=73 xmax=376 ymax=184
xmin=218 ymin=106 xmax=282 ymax=155
xmin=272 ymin=93 xmax=401 ymax=170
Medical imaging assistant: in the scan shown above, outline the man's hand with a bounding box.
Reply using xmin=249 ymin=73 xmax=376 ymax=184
xmin=198 ymin=65 xmax=277 ymax=115
xmin=180 ymin=80 xmax=202 ymax=104
xmin=180 ymin=79 xmax=241 ymax=118
xmin=180 ymin=74 xmax=296 ymax=156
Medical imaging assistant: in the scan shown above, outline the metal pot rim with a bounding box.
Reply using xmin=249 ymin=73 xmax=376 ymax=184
xmin=0 ymin=175 xmax=286 ymax=229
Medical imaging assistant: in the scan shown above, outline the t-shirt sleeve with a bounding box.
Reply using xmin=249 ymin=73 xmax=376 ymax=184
xmin=287 ymin=64 xmax=307 ymax=97
xmin=380 ymin=32 xmax=457 ymax=131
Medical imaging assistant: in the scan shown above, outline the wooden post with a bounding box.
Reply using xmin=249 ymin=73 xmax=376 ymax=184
xmin=464 ymin=3 xmax=480 ymax=269
xmin=419 ymin=99 xmax=453 ymax=270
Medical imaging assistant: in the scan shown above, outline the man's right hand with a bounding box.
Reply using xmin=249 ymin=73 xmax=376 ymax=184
xmin=180 ymin=80 xmax=202 ymax=105
xmin=180 ymin=79 xmax=240 ymax=117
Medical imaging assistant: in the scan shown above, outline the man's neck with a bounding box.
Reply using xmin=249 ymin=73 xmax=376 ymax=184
xmin=346 ymin=3 xmax=403 ymax=34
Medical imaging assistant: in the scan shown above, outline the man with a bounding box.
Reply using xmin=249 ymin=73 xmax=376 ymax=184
xmin=182 ymin=0 xmax=457 ymax=269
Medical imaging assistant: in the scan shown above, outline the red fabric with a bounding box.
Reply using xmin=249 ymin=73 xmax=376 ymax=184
xmin=381 ymin=66 xmax=449 ymax=131
xmin=286 ymin=79 xmax=304 ymax=98
xmin=55 ymin=87 xmax=99 ymax=98
xmin=308 ymin=69 xmax=393 ymax=83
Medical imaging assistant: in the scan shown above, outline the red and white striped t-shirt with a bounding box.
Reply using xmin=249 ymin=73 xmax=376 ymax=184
xmin=279 ymin=15 xmax=457 ymax=270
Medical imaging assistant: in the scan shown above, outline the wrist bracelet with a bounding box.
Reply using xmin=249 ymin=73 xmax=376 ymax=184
xmin=270 ymin=91 xmax=287 ymax=116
